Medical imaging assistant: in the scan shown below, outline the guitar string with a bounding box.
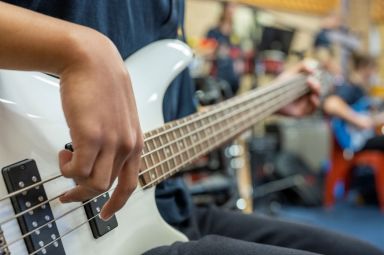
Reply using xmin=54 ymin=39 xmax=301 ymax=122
xmin=26 ymin=84 xmax=309 ymax=255
xmin=0 ymin=77 xmax=306 ymax=225
xmin=0 ymin=174 xmax=62 ymax=203
xmin=0 ymin=82 xmax=308 ymax=253
xmin=0 ymin=74 xmax=305 ymax=204
xmin=1 ymin=187 xmax=117 ymax=251
xmin=0 ymin=78 xmax=300 ymax=228
xmin=0 ymin=78 xmax=306 ymax=227
xmin=3 ymin=83 xmax=306 ymax=254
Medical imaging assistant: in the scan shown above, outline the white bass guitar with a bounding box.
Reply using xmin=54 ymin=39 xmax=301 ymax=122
xmin=0 ymin=40 xmax=313 ymax=255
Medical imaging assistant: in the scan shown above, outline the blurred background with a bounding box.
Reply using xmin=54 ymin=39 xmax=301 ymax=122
xmin=179 ymin=0 xmax=384 ymax=249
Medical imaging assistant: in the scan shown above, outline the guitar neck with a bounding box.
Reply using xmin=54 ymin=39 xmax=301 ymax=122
xmin=138 ymin=74 xmax=309 ymax=188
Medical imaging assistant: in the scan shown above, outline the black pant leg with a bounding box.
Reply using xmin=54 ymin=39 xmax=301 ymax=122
xmin=194 ymin=206 xmax=383 ymax=255
xmin=144 ymin=235 xmax=321 ymax=255
xmin=361 ymin=135 xmax=384 ymax=151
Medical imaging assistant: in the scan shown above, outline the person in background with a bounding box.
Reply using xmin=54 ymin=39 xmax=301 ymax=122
xmin=323 ymin=54 xmax=384 ymax=152
xmin=206 ymin=3 xmax=243 ymax=94
xmin=1 ymin=1 xmax=383 ymax=255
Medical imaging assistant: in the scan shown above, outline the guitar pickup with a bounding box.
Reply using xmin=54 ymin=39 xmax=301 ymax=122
xmin=65 ymin=143 xmax=118 ymax=239
xmin=2 ymin=159 xmax=66 ymax=255
xmin=83 ymin=193 xmax=118 ymax=239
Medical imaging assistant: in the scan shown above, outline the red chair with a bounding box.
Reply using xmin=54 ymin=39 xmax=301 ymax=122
xmin=324 ymin=137 xmax=384 ymax=212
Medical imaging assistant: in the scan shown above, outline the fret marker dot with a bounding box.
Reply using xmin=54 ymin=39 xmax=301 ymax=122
xmin=41 ymin=204 xmax=46 ymax=209
xmin=103 ymin=193 xmax=107 ymax=198
xmin=54 ymin=241 xmax=59 ymax=248
xmin=35 ymin=185 xmax=40 ymax=190
xmin=150 ymin=173 xmax=156 ymax=179
xmin=51 ymin=234 xmax=56 ymax=240
xmin=35 ymin=229 xmax=40 ymax=235
xmin=42 ymin=248 xmax=47 ymax=254
xmin=93 ymin=198 xmax=98 ymax=203
xmin=32 ymin=221 xmax=38 ymax=228
xmin=47 ymin=223 xmax=53 ymax=229
xmin=28 ymin=210 xmax=34 ymax=216
xmin=18 ymin=181 xmax=25 ymax=188
xmin=38 ymin=196 xmax=44 ymax=202
xmin=25 ymin=201 xmax=31 ymax=208
xmin=45 ymin=215 xmax=50 ymax=221
xmin=39 ymin=241 xmax=44 ymax=247
xmin=22 ymin=191 xmax=27 ymax=196
xmin=96 ymin=207 xmax=101 ymax=213
xmin=31 ymin=176 xmax=37 ymax=182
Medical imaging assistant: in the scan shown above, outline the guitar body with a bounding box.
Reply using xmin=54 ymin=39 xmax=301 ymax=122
xmin=0 ymin=40 xmax=192 ymax=254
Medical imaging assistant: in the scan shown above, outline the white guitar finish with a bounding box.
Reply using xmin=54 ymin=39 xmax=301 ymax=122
xmin=0 ymin=40 xmax=192 ymax=254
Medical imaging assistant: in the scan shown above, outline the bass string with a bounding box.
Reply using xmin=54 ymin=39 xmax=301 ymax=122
xmin=0 ymin=75 xmax=306 ymax=203
xmin=0 ymin=78 xmax=307 ymax=229
xmin=1 ymin=82 xmax=308 ymax=253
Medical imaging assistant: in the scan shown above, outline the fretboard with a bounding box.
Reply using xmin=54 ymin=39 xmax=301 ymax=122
xmin=138 ymin=74 xmax=310 ymax=188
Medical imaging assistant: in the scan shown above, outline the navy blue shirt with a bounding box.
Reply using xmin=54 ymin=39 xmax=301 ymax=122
xmin=6 ymin=0 xmax=196 ymax=225
xmin=335 ymin=83 xmax=366 ymax=106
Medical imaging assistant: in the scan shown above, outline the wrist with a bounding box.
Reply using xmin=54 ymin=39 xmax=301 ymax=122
xmin=57 ymin=26 xmax=114 ymax=75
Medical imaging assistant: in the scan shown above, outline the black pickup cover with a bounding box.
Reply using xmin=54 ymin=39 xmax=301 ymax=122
xmin=2 ymin=159 xmax=65 ymax=255
xmin=83 ymin=192 xmax=118 ymax=239
xmin=65 ymin=142 xmax=118 ymax=239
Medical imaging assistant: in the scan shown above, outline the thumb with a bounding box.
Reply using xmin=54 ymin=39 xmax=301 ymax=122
xmin=59 ymin=149 xmax=73 ymax=173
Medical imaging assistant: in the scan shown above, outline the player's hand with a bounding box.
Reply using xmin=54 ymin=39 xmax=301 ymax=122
xmin=58 ymin=29 xmax=143 ymax=221
xmin=277 ymin=60 xmax=321 ymax=117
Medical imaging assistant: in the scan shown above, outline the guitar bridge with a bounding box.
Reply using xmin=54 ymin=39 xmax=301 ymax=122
xmin=2 ymin=159 xmax=66 ymax=255
xmin=0 ymin=226 xmax=10 ymax=255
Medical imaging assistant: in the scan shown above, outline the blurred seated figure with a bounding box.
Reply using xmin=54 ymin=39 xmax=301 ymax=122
xmin=323 ymin=54 xmax=384 ymax=152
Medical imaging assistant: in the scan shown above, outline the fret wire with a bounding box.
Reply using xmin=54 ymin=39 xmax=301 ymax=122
xmin=185 ymin=124 xmax=198 ymax=156
xmin=158 ymin=135 xmax=172 ymax=177
xmin=177 ymin=121 xmax=192 ymax=159
xmin=190 ymin=120 xmax=200 ymax=152
xmin=154 ymin=138 xmax=167 ymax=177
xmin=142 ymin=84 xmax=307 ymax=188
xmin=165 ymin=132 xmax=177 ymax=170
xmin=168 ymin=132 xmax=179 ymax=169
xmin=140 ymin=80 xmax=302 ymax=176
xmin=140 ymin=83 xmax=306 ymax=180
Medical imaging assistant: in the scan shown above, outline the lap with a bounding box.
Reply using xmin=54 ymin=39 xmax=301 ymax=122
xmin=165 ymin=206 xmax=383 ymax=255
xmin=144 ymin=235 xmax=321 ymax=255
xmin=194 ymin=206 xmax=383 ymax=255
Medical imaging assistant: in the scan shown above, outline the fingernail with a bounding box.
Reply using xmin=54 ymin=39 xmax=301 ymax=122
xmin=99 ymin=211 xmax=111 ymax=221
xmin=59 ymin=194 xmax=70 ymax=203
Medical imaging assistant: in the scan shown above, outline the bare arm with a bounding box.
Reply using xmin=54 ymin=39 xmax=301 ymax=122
xmin=0 ymin=2 xmax=143 ymax=221
xmin=323 ymin=95 xmax=374 ymax=129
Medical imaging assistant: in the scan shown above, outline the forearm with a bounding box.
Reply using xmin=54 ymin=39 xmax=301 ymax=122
xmin=323 ymin=95 xmax=373 ymax=129
xmin=0 ymin=2 xmax=107 ymax=75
